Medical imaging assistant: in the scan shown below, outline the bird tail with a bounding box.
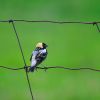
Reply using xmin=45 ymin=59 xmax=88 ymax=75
xmin=28 ymin=66 xmax=36 ymax=72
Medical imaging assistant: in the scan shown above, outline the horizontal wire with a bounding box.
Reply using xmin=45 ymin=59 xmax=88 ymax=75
xmin=37 ymin=66 xmax=100 ymax=72
xmin=1 ymin=65 xmax=100 ymax=72
xmin=0 ymin=66 xmax=25 ymax=70
xmin=0 ymin=19 xmax=100 ymax=24
xmin=0 ymin=19 xmax=99 ymax=33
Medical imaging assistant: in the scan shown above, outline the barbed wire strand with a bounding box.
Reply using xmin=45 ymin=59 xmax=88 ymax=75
xmin=0 ymin=66 xmax=24 ymax=70
xmin=0 ymin=19 xmax=100 ymax=32
xmin=1 ymin=65 xmax=100 ymax=72
xmin=9 ymin=20 xmax=34 ymax=100
xmin=0 ymin=19 xmax=99 ymax=24
xmin=37 ymin=66 xmax=100 ymax=72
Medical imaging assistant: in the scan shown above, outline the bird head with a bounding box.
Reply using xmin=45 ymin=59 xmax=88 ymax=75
xmin=42 ymin=43 xmax=48 ymax=49
xmin=36 ymin=42 xmax=48 ymax=49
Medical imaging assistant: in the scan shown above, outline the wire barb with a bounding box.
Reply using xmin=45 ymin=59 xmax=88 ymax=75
xmin=8 ymin=19 xmax=14 ymax=23
xmin=95 ymin=23 xmax=100 ymax=32
xmin=93 ymin=22 xmax=100 ymax=32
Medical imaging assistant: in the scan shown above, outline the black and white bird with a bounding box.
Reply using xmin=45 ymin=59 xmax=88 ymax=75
xmin=29 ymin=42 xmax=48 ymax=72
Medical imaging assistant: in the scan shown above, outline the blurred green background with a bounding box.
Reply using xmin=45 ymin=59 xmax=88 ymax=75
xmin=0 ymin=0 xmax=100 ymax=100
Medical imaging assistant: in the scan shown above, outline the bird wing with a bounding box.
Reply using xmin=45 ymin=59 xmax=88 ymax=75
xmin=30 ymin=50 xmax=39 ymax=61
xmin=36 ymin=49 xmax=47 ymax=60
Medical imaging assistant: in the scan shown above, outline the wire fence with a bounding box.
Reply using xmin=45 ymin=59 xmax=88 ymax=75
xmin=1 ymin=66 xmax=100 ymax=72
xmin=0 ymin=19 xmax=100 ymax=100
